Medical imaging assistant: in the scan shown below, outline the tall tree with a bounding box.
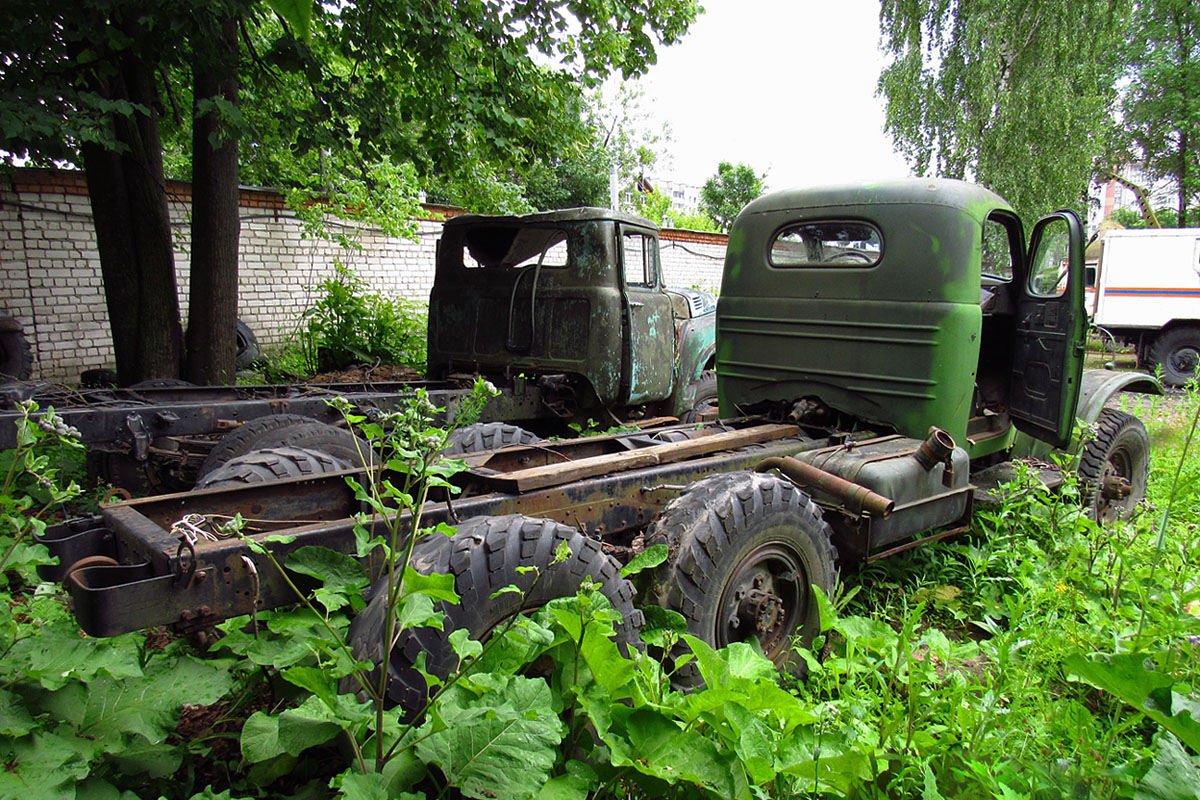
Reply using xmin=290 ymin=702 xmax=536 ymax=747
xmin=1 ymin=0 xmax=700 ymax=384
xmin=1121 ymin=0 xmax=1200 ymax=226
xmin=700 ymin=161 xmax=764 ymax=231
xmin=878 ymin=0 xmax=1131 ymax=218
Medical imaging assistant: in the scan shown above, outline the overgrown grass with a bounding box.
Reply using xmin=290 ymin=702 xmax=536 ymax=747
xmin=1 ymin=391 xmax=1198 ymax=798
xmin=803 ymin=388 xmax=1200 ymax=798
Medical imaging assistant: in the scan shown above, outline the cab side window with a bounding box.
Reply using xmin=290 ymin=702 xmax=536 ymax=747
xmin=981 ymin=216 xmax=1017 ymax=280
xmin=623 ymin=232 xmax=656 ymax=288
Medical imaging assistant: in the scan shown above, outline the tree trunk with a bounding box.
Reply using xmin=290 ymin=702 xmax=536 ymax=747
xmin=186 ymin=15 xmax=241 ymax=385
xmin=81 ymin=44 xmax=183 ymax=385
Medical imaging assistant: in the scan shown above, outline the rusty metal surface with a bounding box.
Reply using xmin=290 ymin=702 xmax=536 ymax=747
xmin=41 ymin=425 xmax=860 ymax=637
xmin=754 ymin=456 xmax=894 ymax=518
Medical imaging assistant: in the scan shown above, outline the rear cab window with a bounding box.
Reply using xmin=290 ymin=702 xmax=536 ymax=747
xmin=770 ymin=220 xmax=883 ymax=267
xmin=460 ymin=226 xmax=570 ymax=270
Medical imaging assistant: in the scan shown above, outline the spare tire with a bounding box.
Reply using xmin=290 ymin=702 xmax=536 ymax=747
xmin=199 ymin=415 xmax=373 ymax=481
xmin=0 ymin=315 xmax=33 ymax=381
xmin=196 ymin=446 xmax=353 ymax=490
xmin=236 ymin=319 xmax=260 ymax=370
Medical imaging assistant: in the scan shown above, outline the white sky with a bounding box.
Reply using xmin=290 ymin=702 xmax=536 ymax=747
xmin=633 ymin=0 xmax=912 ymax=191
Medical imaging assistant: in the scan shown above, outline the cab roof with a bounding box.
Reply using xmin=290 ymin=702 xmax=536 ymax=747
xmin=737 ymin=178 xmax=1013 ymax=225
xmin=444 ymin=207 xmax=657 ymax=230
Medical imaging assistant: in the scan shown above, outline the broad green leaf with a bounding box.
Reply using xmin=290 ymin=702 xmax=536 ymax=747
xmin=106 ymin=739 xmax=183 ymax=778
xmin=417 ymin=676 xmax=564 ymax=800
xmin=813 ymin=584 xmax=836 ymax=631
xmin=395 ymin=592 xmax=442 ymax=631
xmin=282 ymin=665 xmax=339 ymax=709
xmin=449 ymin=627 xmax=483 ymax=661
xmin=287 ymin=546 xmax=369 ymax=613
xmin=0 ymin=687 xmax=37 ymax=737
xmin=16 ymin=621 xmax=145 ymax=690
xmin=0 ymin=729 xmax=90 ymax=797
xmin=1135 ymin=733 xmax=1200 ymax=800
xmin=240 ymin=708 xmax=342 ymax=763
xmin=836 ymin=615 xmax=900 ymax=653
xmin=778 ymin=744 xmax=879 ymax=795
xmin=1065 ymin=653 xmax=1200 ymax=751
xmin=38 ymin=655 xmax=235 ymax=761
xmin=331 ymin=770 xmax=389 ymax=800
xmin=620 ymin=544 xmax=668 ymax=577
xmin=721 ymin=702 xmax=776 ymax=783
xmin=612 ymin=706 xmax=750 ymax=799
xmin=923 ymin=762 xmax=946 ymax=800
xmin=535 ymin=759 xmax=598 ymax=800
xmin=402 ymin=566 xmax=459 ymax=603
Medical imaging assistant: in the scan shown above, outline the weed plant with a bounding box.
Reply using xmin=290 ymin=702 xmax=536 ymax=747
xmin=301 ymin=264 xmax=428 ymax=375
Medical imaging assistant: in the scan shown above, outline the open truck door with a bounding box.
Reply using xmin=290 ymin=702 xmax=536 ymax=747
xmin=1009 ymin=211 xmax=1086 ymax=449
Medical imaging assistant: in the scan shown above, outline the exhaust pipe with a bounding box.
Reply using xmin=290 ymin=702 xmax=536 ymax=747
xmin=755 ymin=456 xmax=894 ymax=519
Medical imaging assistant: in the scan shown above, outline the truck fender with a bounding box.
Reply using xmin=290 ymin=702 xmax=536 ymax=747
xmin=670 ymin=316 xmax=716 ymax=415
xmin=1075 ymin=367 xmax=1162 ymax=426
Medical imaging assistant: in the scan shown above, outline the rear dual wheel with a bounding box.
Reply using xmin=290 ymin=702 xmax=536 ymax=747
xmin=646 ymin=470 xmax=836 ymax=687
xmin=344 ymin=514 xmax=640 ymax=718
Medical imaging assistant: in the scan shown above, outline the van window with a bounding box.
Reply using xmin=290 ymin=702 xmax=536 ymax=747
xmin=770 ymin=221 xmax=882 ymax=267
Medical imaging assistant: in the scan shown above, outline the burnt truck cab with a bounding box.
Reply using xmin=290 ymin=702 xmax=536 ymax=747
xmin=427 ymin=208 xmax=717 ymax=423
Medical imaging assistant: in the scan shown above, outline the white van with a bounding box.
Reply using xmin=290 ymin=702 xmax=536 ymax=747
xmin=1091 ymin=228 xmax=1200 ymax=386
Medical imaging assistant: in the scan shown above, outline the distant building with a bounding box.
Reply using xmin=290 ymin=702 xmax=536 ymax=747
xmin=621 ymin=174 xmax=704 ymax=217
xmin=652 ymin=177 xmax=703 ymax=216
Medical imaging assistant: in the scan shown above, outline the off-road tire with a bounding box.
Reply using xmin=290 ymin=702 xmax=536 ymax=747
xmin=442 ymin=422 xmax=543 ymax=455
xmin=1147 ymin=326 xmax=1200 ymax=388
xmin=1078 ymin=409 xmax=1150 ymax=524
xmin=681 ymin=370 xmax=718 ymax=422
xmin=199 ymin=414 xmax=371 ymax=480
xmin=195 ymin=446 xmax=353 ymax=490
xmin=235 ymin=319 xmax=260 ymax=370
xmin=0 ymin=317 xmax=33 ymax=381
xmin=345 ymin=514 xmax=642 ymax=718
xmin=646 ymin=470 xmax=836 ymax=688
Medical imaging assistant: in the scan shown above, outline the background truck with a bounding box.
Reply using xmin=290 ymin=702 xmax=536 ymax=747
xmin=0 ymin=208 xmax=717 ymax=492
xmin=1089 ymin=227 xmax=1200 ymax=386
xmin=39 ymin=179 xmax=1158 ymax=712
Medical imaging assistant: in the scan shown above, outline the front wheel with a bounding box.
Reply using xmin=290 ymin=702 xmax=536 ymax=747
xmin=646 ymin=471 xmax=836 ymax=688
xmin=344 ymin=514 xmax=641 ymax=717
xmin=1078 ymin=409 xmax=1150 ymax=523
xmin=680 ymin=370 xmax=718 ymax=423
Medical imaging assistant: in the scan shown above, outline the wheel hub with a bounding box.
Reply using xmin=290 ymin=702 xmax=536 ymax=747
xmin=1171 ymin=346 xmax=1199 ymax=375
xmin=718 ymin=544 xmax=805 ymax=660
xmin=1101 ymin=473 xmax=1132 ymax=500
xmin=1097 ymin=450 xmax=1136 ymax=523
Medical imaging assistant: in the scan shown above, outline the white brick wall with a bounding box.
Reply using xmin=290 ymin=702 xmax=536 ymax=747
xmin=1 ymin=171 xmax=728 ymax=381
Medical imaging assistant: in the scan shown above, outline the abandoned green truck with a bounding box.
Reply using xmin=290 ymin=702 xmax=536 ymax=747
xmin=1 ymin=208 xmax=717 ymax=491
xmin=39 ymin=179 xmax=1157 ymax=711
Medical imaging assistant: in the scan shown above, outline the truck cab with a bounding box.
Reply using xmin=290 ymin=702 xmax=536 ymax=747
xmin=717 ymin=179 xmax=1089 ymax=457
xmin=427 ymin=208 xmax=717 ymax=423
